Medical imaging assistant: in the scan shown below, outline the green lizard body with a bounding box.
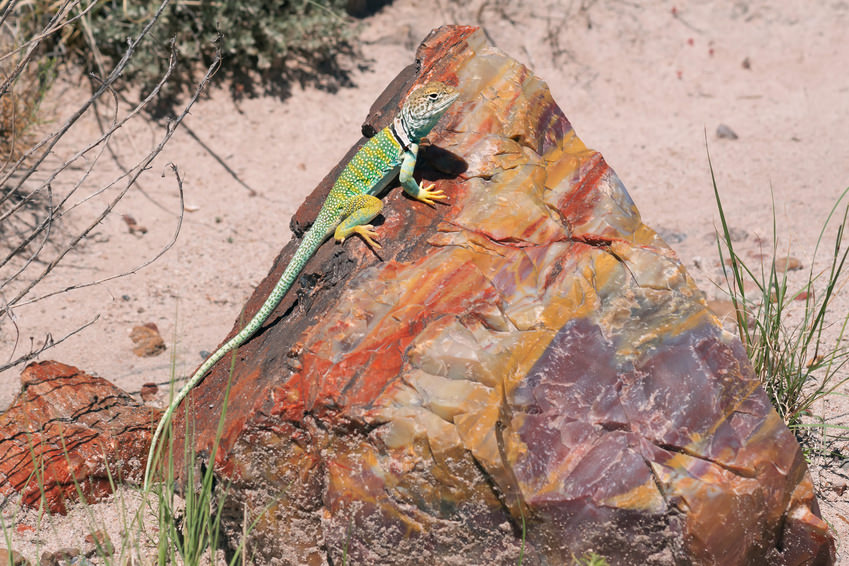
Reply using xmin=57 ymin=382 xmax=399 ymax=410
xmin=144 ymin=82 xmax=459 ymax=489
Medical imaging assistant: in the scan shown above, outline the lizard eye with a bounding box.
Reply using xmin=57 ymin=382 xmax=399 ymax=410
xmin=428 ymin=93 xmax=439 ymax=100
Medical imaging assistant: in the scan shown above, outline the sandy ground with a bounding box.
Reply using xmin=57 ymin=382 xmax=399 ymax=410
xmin=2 ymin=0 xmax=848 ymax=562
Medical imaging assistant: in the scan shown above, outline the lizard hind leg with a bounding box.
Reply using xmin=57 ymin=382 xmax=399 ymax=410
xmin=334 ymin=193 xmax=384 ymax=249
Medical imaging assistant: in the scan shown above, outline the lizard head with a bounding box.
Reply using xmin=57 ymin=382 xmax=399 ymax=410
xmin=400 ymin=81 xmax=459 ymax=142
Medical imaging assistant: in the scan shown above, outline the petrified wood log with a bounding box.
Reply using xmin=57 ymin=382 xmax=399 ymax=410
xmin=0 ymin=361 xmax=158 ymax=513
xmin=168 ymin=26 xmax=834 ymax=565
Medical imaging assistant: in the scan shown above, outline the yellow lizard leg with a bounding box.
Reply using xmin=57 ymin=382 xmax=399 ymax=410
xmin=334 ymin=193 xmax=383 ymax=249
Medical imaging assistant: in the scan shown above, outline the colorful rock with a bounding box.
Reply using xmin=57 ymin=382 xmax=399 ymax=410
xmin=164 ymin=25 xmax=834 ymax=565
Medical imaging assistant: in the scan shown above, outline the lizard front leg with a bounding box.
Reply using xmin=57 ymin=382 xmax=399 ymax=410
xmin=334 ymin=193 xmax=384 ymax=249
xmin=399 ymin=143 xmax=447 ymax=205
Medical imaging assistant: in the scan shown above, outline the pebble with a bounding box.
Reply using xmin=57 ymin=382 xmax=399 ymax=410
xmin=39 ymin=548 xmax=80 ymax=566
xmin=140 ymin=382 xmax=159 ymax=403
xmin=130 ymin=323 xmax=167 ymax=357
xmin=657 ymin=228 xmax=686 ymax=244
xmin=727 ymin=227 xmax=748 ymax=242
xmin=774 ymin=256 xmax=802 ymax=272
xmin=716 ymin=124 xmax=739 ymax=140
xmin=705 ymin=227 xmax=747 ymax=243
xmin=121 ymin=214 xmax=148 ymax=235
xmin=0 ymin=549 xmax=30 ymax=566
xmin=84 ymin=530 xmax=114 ymax=557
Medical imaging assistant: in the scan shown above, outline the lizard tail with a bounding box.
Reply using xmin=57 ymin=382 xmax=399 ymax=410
xmin=143 ymin=223 xmax=330 ymax=490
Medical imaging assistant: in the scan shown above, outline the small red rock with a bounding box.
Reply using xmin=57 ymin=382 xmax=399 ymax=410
xmin=0 ymin=549 xmax=30 ymax=566
xmin=121 ymin=214 xmax=148 ymax=235
xmin=775 ymin=256 xmax=803 ymax=272
xmin=0 ymin=362 xmax=161 ymax=513
xmin=84 ymin=530 xmax=114 ymax=556
xmin=130 ymin=323 xmax=166 ymax=357
xmin=40 ymin=548 xmax=82 ymax=566
xmin=140 ymin=382 xmax=159 ymax=403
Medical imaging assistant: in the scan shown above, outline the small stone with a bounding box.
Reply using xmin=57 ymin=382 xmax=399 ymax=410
xmin=793 ymin=291 xmax=810 ymax=301
xmin=775 ymin=256 xmax=802 ymax=272
xmin=121 ymin=294 xmax=131 ymax=301
xmin=121 ymin=214 xmax=148 ymax=235
xmin=657 ymin=228 xmax=686 ymax=244
xmin=140 ymin=382 xmax=159 ymax=403
xmin=728 ymin=227 xmax=748 ymax=242
xmin=706 ymin=227 xmax=747 ymax=243
xmin=0 ymin=549 xmax=30 ymax=566
xmin=716 ymin=124 xmax=738 ymax=140
xmin=84 ymin=530 xmax=114 ymax=557
xmin=130 ymin=323 xmax=166 ymax=357
xmin=39 ymin=548 xmax=80 ymax=566
xmin=742 ymin=56 xmax=751 ymax=69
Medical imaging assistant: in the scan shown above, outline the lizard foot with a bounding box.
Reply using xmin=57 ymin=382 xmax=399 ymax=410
xmin=343 ymin=224 xmax=382 ymax=249
xmin=416 ymin=183 xmax=448 ymax=206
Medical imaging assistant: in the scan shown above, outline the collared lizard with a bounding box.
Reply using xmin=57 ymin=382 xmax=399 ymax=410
xmin=144 ymin=81 xmax=460 ymax=489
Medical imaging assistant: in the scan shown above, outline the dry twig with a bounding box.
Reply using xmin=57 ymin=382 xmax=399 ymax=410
xmin=0 ymin=0 xmax=221 ymax=372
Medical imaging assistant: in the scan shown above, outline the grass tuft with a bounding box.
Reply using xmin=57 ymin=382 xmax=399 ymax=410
xmin=2 ymin=349 xmax=263 ymax=565
xmin=709 ymin=148 xmax=849 ymax=446
xmin=572 ymin=551 xmax=610 ymax=566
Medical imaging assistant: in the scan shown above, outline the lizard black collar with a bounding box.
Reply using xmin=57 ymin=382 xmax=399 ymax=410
xmin=390 ymin=116 xmax=414 ymax=151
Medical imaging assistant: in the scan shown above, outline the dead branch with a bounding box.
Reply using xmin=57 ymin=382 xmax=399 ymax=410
xmin=0 ymin=0 xmax=221 ymax=373
xmin=0 ymin=315 xmax=98 ymax=374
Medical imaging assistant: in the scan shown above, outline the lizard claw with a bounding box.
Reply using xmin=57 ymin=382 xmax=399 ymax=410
xmin=353 ymin=224 xmax=382 ymax=249
xmin=417 ymin=183 xmax=448 ymax=206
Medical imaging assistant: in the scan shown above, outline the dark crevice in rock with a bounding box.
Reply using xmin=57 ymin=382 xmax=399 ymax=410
xmin=654 ymin=441 xmax=759 ymax=479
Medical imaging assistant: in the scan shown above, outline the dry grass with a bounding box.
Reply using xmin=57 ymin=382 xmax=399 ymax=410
xmin=0 ymin=24 xmax=54 ymax=164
